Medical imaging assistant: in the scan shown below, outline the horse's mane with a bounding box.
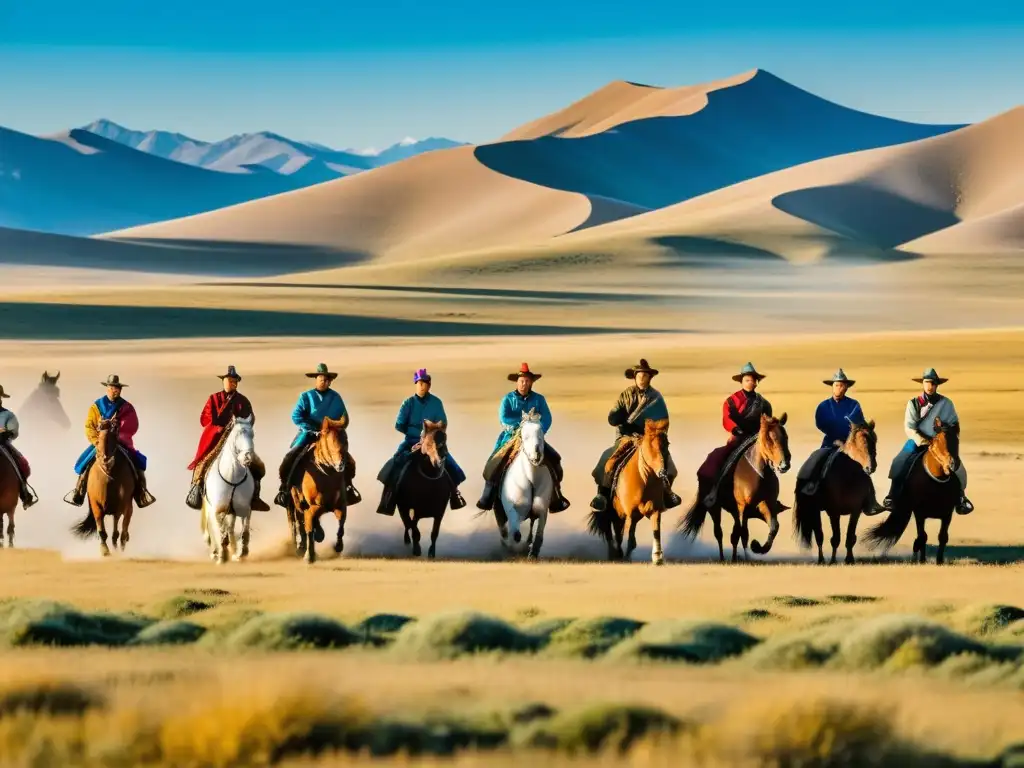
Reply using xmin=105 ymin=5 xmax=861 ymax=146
xmin=313 ymin=418 xmax=348 ymax=471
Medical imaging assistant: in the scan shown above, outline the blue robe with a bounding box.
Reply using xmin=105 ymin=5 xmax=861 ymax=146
xmin=814 ymin=396 xmax=865 ymax=449
xmin=492 ymin=391 xmax=552 ymax=453
xmin=392 ymin=393 xmax=464 ymax=484
xmin=73 ymin=396 xmax=147 ymax=474
xmin=290 ymin=388 xmax=348 ymax=449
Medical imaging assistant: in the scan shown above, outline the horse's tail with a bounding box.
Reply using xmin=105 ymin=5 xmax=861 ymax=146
xmin=71 ymin=510 xmax=97 ymax=539
xmin=677 ymin=492 xmax=708 ymax=540
xmin=864 ymin=503 xmax=913 ymax=551
xmin=792 ymin=491 xmax=818 ymax=550
xmin=586 ymin=507 xmax=610 ymax=542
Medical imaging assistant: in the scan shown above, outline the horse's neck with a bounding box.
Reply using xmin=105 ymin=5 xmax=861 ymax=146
xmin=923 ymin=446 xmax=951 ymax=479
xmin=746 ymin=441 xmax=767 ymax=476
xmin=218 ymin=436 xmax=247 ymax=481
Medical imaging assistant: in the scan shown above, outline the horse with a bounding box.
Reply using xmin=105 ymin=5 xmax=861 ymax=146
xmin=865 ymin=418 xmax=963 ymax=565
xmin=396 ymin=420 xmax=452 ymax=559
xmin=679 ymin=413 xmax=792 ymax=562
xmin=586 ymin=418 xmax=673 ymax=565
xmin=199 ymin=415 xmax=257 ymax=564
xmin=495 ymin=409 xmax=554 ymax=559
xmin=0 ymin=447 xmax=19 ymax=547
xmin=21 ymin=371 xmax=71 ymax=431
xmin=70 ymin=417 xmax=135 ymax=556
xmin=793 ymin=419 xmax=883 ymax=565
xmin=287 ymin=416 xmax=351 ymax=564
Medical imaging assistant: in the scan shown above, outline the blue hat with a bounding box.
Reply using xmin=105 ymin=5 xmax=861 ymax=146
xmin=218 ymin=365 xmax=242 ymax=381
xmin=913 ymin=368 xmax=948 ymax=385
xmin=414 ymin=368 xmax=431 ymax=383
xmin=305 ymin=363 xmax=338 ymax=380
xmin=732 ymin=362 xmax=765 ymax=383
xmin=824 ymin=368 xmax=855 ymax=387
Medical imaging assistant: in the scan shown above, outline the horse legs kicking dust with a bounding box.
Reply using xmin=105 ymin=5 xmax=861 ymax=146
xmin=201 ymin=416 xmax=257 ymax=564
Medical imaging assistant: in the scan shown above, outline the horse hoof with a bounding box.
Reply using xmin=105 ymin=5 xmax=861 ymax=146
xmin=334 ymin=541 xmax=343 ymax=555
xmin=652 ymin=556 xmax=665 ymax=566
xmin=428 ymin=548 xmax=436 ymax=560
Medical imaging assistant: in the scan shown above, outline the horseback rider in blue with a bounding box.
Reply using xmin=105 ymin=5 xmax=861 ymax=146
xmin=881 ymin=368 xmax=973 ymax=515
xmin=796 ymin=369 xmax=866 ymax=495
xmin=376 ymin=368 xmax=467 ymax=515
xmin=476 ymin=363 xmax=569 ymax=513
xmin=274 ymin=363 xmax=361 ymax=508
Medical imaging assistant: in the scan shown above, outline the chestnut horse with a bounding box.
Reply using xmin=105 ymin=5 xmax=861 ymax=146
xmin=794 ymin=420 xmax=883 ymax=565
xmin=865 ymin=417 xmax=963 ymax=565
xmin=70 ymin=417 xmax=135 ymax=556
xmin=287 ymin=416 xmax=351 ymax=564
xmin=586 ymin=418 xmax=672 ymax=565
xmin=679 ymin=414 xmax=791 ymax=562
xmin=0 ymin=448 xmax=19 ymax=547
xmin=396 ymin=420 xmax=451 ymax=559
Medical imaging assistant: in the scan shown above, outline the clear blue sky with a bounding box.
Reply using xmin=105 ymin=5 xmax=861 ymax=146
xmin=2 ymin=1 xmax=1022 ymax=148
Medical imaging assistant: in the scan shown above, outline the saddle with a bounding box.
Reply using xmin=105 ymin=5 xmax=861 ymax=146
xmin=702 ymin=435 xmax=758 ymax=509
xmin=193 ymin=428 xmax=233 ymax=484
xmin=605 ymin=438 xmax=639 ymax=500
xmin=798 ymin=447 xmax=844 ymax=497
xmin=0 ymin=443 xmax=25 ymax=483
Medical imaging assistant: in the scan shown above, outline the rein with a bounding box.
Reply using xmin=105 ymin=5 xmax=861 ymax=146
xmin=416 ymin=449 xmax=446 ymax=481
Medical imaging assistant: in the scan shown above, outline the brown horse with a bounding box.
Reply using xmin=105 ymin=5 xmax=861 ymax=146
xmin=865 ymin=418 xmax=963 ymax=565
xmin=794 ymin=420 xmax=883 ymax=565
xmin=71 ymin=418 xmax=135 ymax=556
xmin=586 ymin=418 xmax=672 ymax=564
xmin=679 ymin=413 xmax=791 ymax=562
xmin=396 ymin=420 xmax=451 ymax=559
xmin=0 ymin=448 xmax=19 ymax=547
xmin=287 ymin=416 xmax=351 ymax=564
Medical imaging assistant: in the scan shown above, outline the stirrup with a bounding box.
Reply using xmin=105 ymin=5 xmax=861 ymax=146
xmin=550 ymin=495 xmax=571 ymax=513
xmin=450 ymin=490 xmax=467 ymax=510
xmin=136 ymin=490 xmax=156 ymax=508
xmin=664 ymin=491 xmax=682 ymax=509
xmin=185 ymin=484 xmax=203 ymax=510
xmin=63 ymin=490 xmax=85 ymax=507
xmin=274 ymin=488 xmax=290 ymax=508
xmin=590 ymin=494 xmax=608 ymax=513
xmin=955 ymin=496 xmax=974 ymax=515
xmin=21 ymin=490 xmax=38 ymax=510
xmin=346 ymin=484 xmax=362 ymax=506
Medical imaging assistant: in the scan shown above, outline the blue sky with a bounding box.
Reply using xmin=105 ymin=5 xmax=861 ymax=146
xmin=2 ymin=1 xmax=1022 ymax=148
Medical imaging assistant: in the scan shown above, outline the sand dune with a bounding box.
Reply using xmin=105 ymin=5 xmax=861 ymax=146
xmin=102 ymin=70 xmax=961 ymax=261
xmin=105 ymin=145 xmax=646 ymax=260
xmin=0 ymin=126 xmax=307 ymax=235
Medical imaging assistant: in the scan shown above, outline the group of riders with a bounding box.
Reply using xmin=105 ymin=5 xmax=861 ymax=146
xmin=0 ymin=359 xmax=973 ymax=520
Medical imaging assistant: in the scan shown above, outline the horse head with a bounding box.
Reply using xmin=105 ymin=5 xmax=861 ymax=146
xmin=843 ymin=418 xmax=878 ymax=475
xmin=758 ymin=412 xmax=791 ymax=474
xmin=25 ymin=370 xmax=71 ymax=429
xmin=641 ymin=418 xmax=671 ymax=483
xmin=420 ymin=419 xmax=448 ymax=468
xmin=95 ymin=418 xmax=120 ymax=463
xmin=229 ymin=415 xmax=256 ymax=468
xmin=519 ymin=409 xmax=545 ymax=466
xmin=315 ymin=416 xmax=348 ymax=472
xmin=931 ymin=417 xmax=961 ymax=475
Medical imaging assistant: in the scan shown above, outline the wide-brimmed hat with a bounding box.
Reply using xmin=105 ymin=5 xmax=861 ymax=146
xmin=824 ymin=368 xmax=855 ymax=387
xmin=509 ymin=363 xmax=542 ymax=382
xmin=100 ymin=374 xmax=127 ymax=388
xmin=0 ymin=385 xmax=10 ymax=399
xmin=624 ymin=359 xmax=659 ymax=379
xmin=912 ymin=367 xmax=948 ymax=385
xmin=305 ymin=363 xmax=338 ymax=380
xmin=414 ymin=368 xmax=431 ymax=384
xmin=732 ymin=362 xmax=765 ymax=383
xmin=218 ymin=365 xmax=242 ymax=381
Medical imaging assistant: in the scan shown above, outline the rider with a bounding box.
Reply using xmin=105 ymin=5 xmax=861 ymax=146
xmin=880 ymin=368 xmax=973 ymax=514
xmin=0 ymin=385 xmax=37 ymax=509
xmin=376 ymin=368 xmax=467 ymax=515
xmin=695 ymin=362 xmax=773 ymax=505
xmin=796 ymin=369 xmax=865 ymax=493
xmin=589 ymin=359 xmax=682 ymax=513
xmin=186 ymin=366 xmax=269 ymax=511
xmin=476 ymin=363 xmax=570 ymax=513
xmin=66 ymin=375 xmax=155 ymax=508
xmin=275 ymin=363 xmax=360 ymax=508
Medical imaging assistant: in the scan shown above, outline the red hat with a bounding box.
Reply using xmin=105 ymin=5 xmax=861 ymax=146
xmin=508 ymin=363 xmax=542 ymax=382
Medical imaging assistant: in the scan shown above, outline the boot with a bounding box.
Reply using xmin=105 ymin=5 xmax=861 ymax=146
xmin=376 ymin=485 xmax=396 ymax=516
xmin=476 ymin=482 xmax=495 ymax=510
xmin=185 ymin=481 xmax=203 ymax=510
xmin=134 ymin=470 xmax=156 ymax=508
xmin=345 ymin=483 xmax=362 ymax=506
xmin=590 ymin=486 xmax=610 ymax=513
xmin=20 ymin=484 xmax=37 ymax=510
xmin=250 ymin=478 xmax=271 ymax=512
xmin=663 ymin=483 xmax=682 ymax=509
xmin=65 ymin=471 xmax=89 ymax=507
xmin=448 ymin=477 xmax=467 ymax=510
xmin=274 ymin=482 xmax=291 ymax=508
xmin=955 ymin=495 xmax=974 ymax=515
xmin=880 ymin=478 xmax=900 ymax=511
xmin=549 ymin=483 xmax=570 ymax=513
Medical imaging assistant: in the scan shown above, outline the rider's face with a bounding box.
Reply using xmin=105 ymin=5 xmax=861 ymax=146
xmin=516 ymin=376 xmax=533 ymax=396
xmin=832 ymin=381 xmax=848 ymax=399
xmin=106 ymin=385 xmax=122 ymax=400
xmin=634 ymin=372 xmax=651 ymax=390
xmin=224 ymin=377 xmax=239 ymax=393
xmin=741 ymin=375 xmax=758 ymax=393
xmin=922 ymin=380 xmax=938 ymax=396
xmin=315 ymin=375 xmax=331 ymax=392
xmin=415 ymin=380 xmax=431 ymax=397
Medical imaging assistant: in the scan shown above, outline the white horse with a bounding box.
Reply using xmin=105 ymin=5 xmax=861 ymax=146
xmin=498 ymin=409 xmax=554 ymax=559
xmin=200 ymin=415 xmax=256 ymax=564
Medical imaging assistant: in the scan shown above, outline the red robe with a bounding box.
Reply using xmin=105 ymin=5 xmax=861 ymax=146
xmin=188 ymin=391 xmax=254 ymax=470
xmin=698 ymin=390 xmax=773 ymax=479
